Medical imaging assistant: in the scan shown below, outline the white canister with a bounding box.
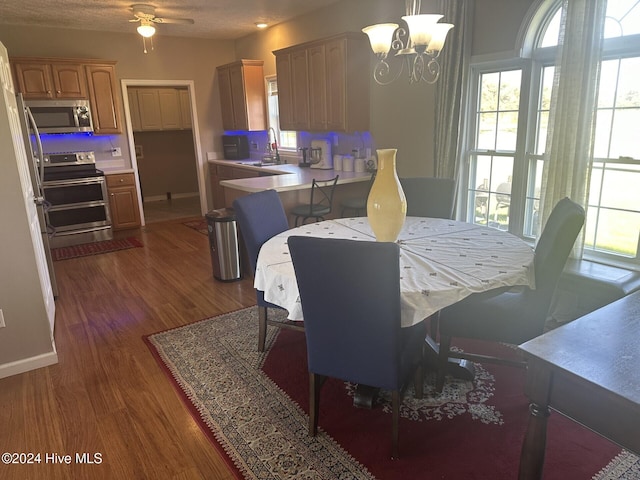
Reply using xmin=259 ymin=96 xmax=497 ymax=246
xmin=354 ymin=158 xmax=366 ymax=172
xmin=333 ymin=154 xmax=343 ymax=171
xmin=342 ymin=155 xmax=354 ymax=172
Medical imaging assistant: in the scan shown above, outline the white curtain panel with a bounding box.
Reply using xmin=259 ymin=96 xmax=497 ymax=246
xmin=539 ymin=0 xmax=606 ymax=257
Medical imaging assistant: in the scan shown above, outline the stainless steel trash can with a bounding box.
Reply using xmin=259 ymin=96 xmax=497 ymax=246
xmin=205 ymin=208 xmax=242 ymax=281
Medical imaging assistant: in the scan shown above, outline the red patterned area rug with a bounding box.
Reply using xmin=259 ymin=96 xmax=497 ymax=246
xmin=145 ymin=307 xmax=639 ymax=480
xmin=182 ymin=218 xmax=208 ymax=235
xmin=52 ymin=237 xmax=143 ymax=261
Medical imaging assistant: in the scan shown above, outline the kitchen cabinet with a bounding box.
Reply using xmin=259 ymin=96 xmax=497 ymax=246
xmin=107 ymin=173 xmax=141 ymax=231
xmin=179 ymin=89 xmax=192 ymax=129
xmin=276 ymin=50 xmax=310 ymax=131
xmin=128 ymin=89 xmax=142 ymax=132
xmin=129 ymin=87 xmax=191 ymax=131
xmin=273 ymin=33 xmax=370 ymax=133
xmin=12 ymin=60 xmax=87 ymax=99
xmin=216 ymin=60 xmax=267 ymax=131
xmin=85 ymin=63 xmax=122 ymax=134
xmin=11 ymin=57 xmax=123 ymax=135
xmin=210 ymin=164 xmax=261 ymax=208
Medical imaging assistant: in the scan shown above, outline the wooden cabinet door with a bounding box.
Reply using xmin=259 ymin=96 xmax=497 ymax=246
xmin=157 ymin=88 xmax=181 ymax=130
xmin=290 ymin=49 xmax=310 ymax=130
xmin=308 ymin=44 xmax=327 ymax=131
xmin=325 ymin=38 xmax=347 ymax=131
xmin=51 ymin=63 xmax=86 ymax=98
xmin=13 ymin=62 xmax=54 ymax=99
xmin=127 ymin=88 xmax=142 ymax=132
xmin=179 ymin=89 xmax=192 ymax=129
xmin=275 ymin=53 xmax=295 ymax=130
xmin=218 ymin=66 xmax=236 ymax=130
xmin=85 ymin=64 xmax=122 ymax=134
xmin=107 ymin=174 xmax=141 ymax=231
xmin=229 ymin=64 xmax=249 ymax=130
xmin=137 ymin=89 xmax=162 ymax=131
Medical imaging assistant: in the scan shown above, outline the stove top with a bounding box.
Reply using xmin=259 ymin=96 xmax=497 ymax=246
xmin=43 ymin=166 xmax=104 ymax=182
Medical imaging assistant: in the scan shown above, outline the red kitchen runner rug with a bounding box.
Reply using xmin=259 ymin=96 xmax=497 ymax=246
xmin=182 ymin=218 xmax=208 ymax=235
xmin=145 ymin=307 xmax=639 ymax=479
xmin=52 ymin=237 xmax=143 ymax=261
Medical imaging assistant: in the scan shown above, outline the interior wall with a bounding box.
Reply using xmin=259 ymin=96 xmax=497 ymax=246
xmin=135 ymin=130 xmax=198 ymax=199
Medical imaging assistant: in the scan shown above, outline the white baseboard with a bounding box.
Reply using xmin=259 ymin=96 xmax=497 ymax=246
xmin=0 ymin=350 xmax=58 ymax=379
xmin=144 ymin=192 xmax=199 ymax=203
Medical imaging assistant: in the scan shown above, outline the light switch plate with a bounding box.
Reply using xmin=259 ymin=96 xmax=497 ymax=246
xmin=112 ymin=147 xmax=122 ymax=157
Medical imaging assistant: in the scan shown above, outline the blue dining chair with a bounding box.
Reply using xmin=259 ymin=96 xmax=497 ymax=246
xmin=232 ymin=190 xmax=304 ymax=352
xmin=399 ymin=177 xmax=456 ymax=219
xmin=435 ymin=197 xmax=585 ymax=391
xmin=288 ymin=235 xmax=425 ymax=459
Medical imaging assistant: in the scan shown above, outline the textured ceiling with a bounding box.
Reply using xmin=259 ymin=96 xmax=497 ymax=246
xmin=0 ymin=0 xmax=344 ymax=40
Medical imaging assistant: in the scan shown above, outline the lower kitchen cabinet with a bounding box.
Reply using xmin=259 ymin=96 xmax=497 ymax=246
xmin=107 ymin=173 xmax=141 ymax=231
xmin=210 ymin=164 xmax=261 ymax=209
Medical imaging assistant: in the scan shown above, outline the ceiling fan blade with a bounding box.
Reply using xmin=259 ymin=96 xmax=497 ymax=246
xmin=154 ymin=17 xmax=195 ymax=25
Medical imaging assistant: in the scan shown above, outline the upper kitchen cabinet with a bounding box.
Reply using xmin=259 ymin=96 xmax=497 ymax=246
xmin=276 ymin=49 xmax=310 ymax=131
xmin=11 ymin=57 xmax=123 ymax=135
xmin=12 ymin=60 xmax=87 ymax=99
xmin=85 ymin=63 xmax=122 ymax=134
xmin=217 ymin=60 xmax=267 ymax=131
xmin=128 ymin=87 xmax=192 ymax=132
xmin=273 ymin=33 xmax=370 ymax=133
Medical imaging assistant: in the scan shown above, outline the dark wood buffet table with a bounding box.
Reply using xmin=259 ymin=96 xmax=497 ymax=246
xmin=518 ymin=290 xmax=640 ymax=479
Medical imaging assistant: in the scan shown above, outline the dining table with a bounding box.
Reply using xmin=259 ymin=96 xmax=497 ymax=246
xmin=255 ymin=216 xmax=535 ymax=326
xmin=254 ymin=216 xmax=536 ymax=405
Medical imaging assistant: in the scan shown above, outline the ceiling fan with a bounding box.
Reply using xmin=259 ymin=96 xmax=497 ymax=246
xmin=129 ymin=4 xmax=195 ymax=52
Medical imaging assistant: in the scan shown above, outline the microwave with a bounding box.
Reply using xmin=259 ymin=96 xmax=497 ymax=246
xmin=222 ymin=134 xmax=250 ymax=160
xmin=25 ymin=99 xmax=94 ymax=134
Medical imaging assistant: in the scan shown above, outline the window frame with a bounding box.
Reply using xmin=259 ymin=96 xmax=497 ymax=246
xmin=461 ymin=0 xmax=640 ymax=269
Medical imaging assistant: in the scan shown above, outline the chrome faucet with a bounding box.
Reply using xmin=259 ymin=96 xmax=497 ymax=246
xmin=268 ymin=127 xmax=281 ymax=164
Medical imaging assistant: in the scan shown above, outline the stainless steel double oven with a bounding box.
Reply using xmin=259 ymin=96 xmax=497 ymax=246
xmin=42 ymin=152 xmax=113 ymax=248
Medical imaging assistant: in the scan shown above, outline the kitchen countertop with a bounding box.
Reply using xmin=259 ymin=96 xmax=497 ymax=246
xmin=210 ymin=159 xmax=372 ymax=193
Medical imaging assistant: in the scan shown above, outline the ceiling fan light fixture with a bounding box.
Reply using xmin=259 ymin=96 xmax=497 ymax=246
xmin=255 ymin=22 xmax=268 ymax=29
xmin=137 ymin=20 xmax=156 ymax=37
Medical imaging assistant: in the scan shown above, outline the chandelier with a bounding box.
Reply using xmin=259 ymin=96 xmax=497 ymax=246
xmin=362 ymin=0 xmax=453 ymax=85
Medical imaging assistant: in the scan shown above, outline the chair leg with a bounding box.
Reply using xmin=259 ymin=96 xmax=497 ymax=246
xmin=413 ymin=358 xmax=424 ymax=400
xmin=309 ymin=372 xmax=325 ymax=436
xmin=391 ymin=390 xmax=400 ymax=460
xmin=258 ymin=306 xmax=267 ymax=352
xmin=429 ymin=312 xmax=440 ymax=339
xmin=436 ymin=334 xmax=452 ymax=392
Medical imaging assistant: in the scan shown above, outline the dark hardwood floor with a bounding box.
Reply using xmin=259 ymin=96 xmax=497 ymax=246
xmin=0 ymin=218 xmax=256 ymax=479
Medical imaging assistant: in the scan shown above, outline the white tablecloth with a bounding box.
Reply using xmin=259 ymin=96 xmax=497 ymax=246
xmin=254 ymin=217 xmax=535 ymax=328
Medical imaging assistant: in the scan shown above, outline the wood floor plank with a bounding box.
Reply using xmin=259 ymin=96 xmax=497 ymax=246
xmin=0 ymin=218 xmax=255 ymax=479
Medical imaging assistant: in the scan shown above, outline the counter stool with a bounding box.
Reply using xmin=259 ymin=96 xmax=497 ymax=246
xmin=291 ymin=175 xmax=339 ymax=226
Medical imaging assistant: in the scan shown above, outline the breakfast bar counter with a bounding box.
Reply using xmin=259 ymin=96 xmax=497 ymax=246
xmin=210 ymin=159 xmax=371 ymax=193
xmin=209 ymin=159 xmax=372 ymax=224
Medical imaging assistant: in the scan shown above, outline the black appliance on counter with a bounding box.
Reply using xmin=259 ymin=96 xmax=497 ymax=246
xmin=222 ymin=134 xmax=250 ymax=160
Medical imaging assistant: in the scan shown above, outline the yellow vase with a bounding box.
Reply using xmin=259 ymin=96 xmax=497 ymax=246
xmin=366 ymin=149 xmax=407 ymax=242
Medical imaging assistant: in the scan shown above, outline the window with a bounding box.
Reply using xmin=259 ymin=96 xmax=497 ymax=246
xmin=266 ymin=76 xmax=297 ymax=151
xmin=461 ymin=0 xmax=640 ymax=267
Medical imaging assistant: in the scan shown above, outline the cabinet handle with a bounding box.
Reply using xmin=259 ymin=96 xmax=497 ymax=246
xmin=120 ymin=179 xmax=124 ymax=182
xmin=56 ymin=90 xmax=61 ymax=94
xmin=110 ymin=193 xmax=114 ymax=197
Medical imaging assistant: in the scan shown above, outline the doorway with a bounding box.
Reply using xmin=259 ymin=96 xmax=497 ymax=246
xmin=120 ymin=79 xmax=207 ymax=225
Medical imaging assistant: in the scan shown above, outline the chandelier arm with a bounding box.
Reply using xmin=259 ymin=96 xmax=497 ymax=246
xmin=373 ymin=56 xmax=405 ymax=86
xmin=422 ymin=57 xmax=440 ymax=84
